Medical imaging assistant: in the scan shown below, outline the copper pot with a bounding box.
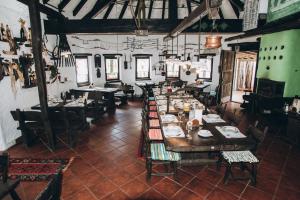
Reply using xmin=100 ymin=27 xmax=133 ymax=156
xmin=205 ymin=35 xmax=222 ymax=49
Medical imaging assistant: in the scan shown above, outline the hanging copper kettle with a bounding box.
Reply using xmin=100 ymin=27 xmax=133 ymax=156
xmin=205 ymin=35 xmax=222 ymax=49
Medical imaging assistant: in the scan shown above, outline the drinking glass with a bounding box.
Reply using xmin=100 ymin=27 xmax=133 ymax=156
xmin=71 ymin=95 xmax=75 ymax=101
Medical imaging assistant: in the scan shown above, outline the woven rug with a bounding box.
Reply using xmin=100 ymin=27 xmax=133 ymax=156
xmin=7 ymin=158 xmax=73 ymax=181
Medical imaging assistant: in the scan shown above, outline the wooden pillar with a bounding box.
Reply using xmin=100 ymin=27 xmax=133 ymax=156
xmin=28 ymin=0 xmax=56 ymax=150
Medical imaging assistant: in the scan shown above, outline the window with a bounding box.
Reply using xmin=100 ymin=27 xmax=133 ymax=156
xmin=197 ymin=57 xmax=213 ymax=81
xmin=75 ymin=56 xmax=90 ymax=86
xmin=136 ymin=57 xmax=150 ymax=80
xmin=166 ymin=63 xmax=180 ymax=79
xmin=105 ymin=57 xmax=120 ymax=81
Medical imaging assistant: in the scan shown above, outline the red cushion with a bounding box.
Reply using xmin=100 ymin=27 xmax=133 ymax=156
xmin=149 ymin=119 xmax=160 ymax=128
xmin=149 ymin=106 xmax=157 ymax=111
xmin=148 ymin=112 xmax=158 ymax=119
xmin=148 ymin=129 xmax=163 ymax=140
xmin=148 ymin=101 xmax=156 ymax=106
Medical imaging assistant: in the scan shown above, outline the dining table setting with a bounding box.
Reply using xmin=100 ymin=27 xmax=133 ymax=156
xmin=150 ymin=87 xmax=255 ymax=164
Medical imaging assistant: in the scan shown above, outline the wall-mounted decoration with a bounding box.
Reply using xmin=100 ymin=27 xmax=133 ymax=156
xmin=243 ymin=0 xmax=259 ymax=31
xmin=96 ymin=68 xmax=101 ymax=78
xmin=2 ymin=24 xmax=17 ymax=55
xmin=267 ymin=0 xmax=300 ymax=22
xmin=19 ymin=54 xmax=35 ymax=88
xmin=18 ymin=18 xmax=28 ymax=42
xmin=124 ymin=55 xmax=128 ymax=70
xmin=52 ymin=34 xmax=76 ymax=68
xmin=94 ymin=54 xmax=101 ymax=68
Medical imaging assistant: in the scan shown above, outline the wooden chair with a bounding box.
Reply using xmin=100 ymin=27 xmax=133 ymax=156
xmin=121 ymin=82 xmax=135 ymax=100
xmin=11 ymin=109 xmax=46 ymax=147
xmin=143 ymin=123 xmax=180 ymax=180
xmin=35 ymin=170 xmax=63 ymax=200
xmin=217 ymin=124 xmax=268 ymax=185
xmin=0 ymin=152 xmax=21 ymax=200
xmin=227 ymin=109 xmax=241 ymax=126
xmin=211 ymin=103 xmax=227 ymax=119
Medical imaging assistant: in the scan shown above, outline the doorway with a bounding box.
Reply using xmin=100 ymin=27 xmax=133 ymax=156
xmin=231 ymin=51 xmax=257 ymax=103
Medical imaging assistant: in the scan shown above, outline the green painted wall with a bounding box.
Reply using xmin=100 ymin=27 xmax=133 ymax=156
xmin=267 ymin=0 xmax=300 ymax=22
xmin=257 ymin=29 xmax=300 ymax=97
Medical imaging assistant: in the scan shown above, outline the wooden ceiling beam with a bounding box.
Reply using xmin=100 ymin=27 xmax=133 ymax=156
xmin=186 ymin=0 xmax=192 ymax=14
xmin=148 ymin=0 xmax=154 ymax=19
xmin=17 ymin=0 xmax=64 ymax=19
xmin=162 ymin=0 xmax=166 ymax=19
xmin=44 ymin=19 xmax=243 ymax=34
xmin=73 ymin=0 xmax=87 ymax=16
xmin=164 ymin=0 xmax=207 ymax=41
xmin=58 ymin=0 xmax=71 ymax=11
xmin=103 ymin=0 xmax=115 ymax=19
xmin=169 ymin=0 xmax=178 ymax=21
xmin=119 ymin=0 xmax=129 ymax=19
xmin=83 ymin=0 xmax=113 ymax=19
xmin=135 ymin=0 xmax=140 ymax=17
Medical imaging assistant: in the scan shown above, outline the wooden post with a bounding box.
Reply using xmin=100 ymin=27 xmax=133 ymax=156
xmin=28 ymin=0 xmax=56 ymax=150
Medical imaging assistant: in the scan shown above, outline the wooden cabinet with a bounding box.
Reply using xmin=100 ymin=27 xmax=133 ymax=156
xmin=287 ymin=113 xmax=300 ymax=146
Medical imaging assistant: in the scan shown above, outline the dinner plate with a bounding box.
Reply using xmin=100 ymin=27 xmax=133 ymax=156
xmin=222 ymin=126 xmax=239 ymax=133
xmin=161 ymin=114 xmax=177 ymax=123
xmin=163 ymin=125 xmax=185 ymax=137
xmin=198 ymin=130 xmax=213 ymax=137
xmin=206 ymin=114 xmax=220 ymax=119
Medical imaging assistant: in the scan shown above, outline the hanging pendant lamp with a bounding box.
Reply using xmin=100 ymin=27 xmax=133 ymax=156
xmin=205 ymin=35 xmax=222 ymax=49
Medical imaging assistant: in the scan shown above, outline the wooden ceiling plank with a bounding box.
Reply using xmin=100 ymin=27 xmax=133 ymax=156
xmin=119 ymin=0 xmax=129 ymax=19
xmin=73 ymin=0 xmax=87 ymax=16
xmin=162 ymin=0 xmax=166 ymax=19
xmin=164 ymin=0 xmax=207 ymax=41
xmin=17 ymin=0 xmax=64 ymax=19
xmin=103 ymin=0 xmax=116 ymax=19
xmin=83 ymin=0 xmax=113 ymax=19
xmin=58 ymin=0 xmax=71 ymax=11
xmin=186 ymin=0 xmax=192 ymax=14
xmin=169 ymin=0 xmax=178 ymax=21
xmin=148 ymin=0 xmax=154 ymax=19
xmin=135 ymin=0 xmax=141 ymax=17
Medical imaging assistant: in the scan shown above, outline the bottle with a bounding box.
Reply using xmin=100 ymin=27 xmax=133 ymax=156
xmin=189 ymin=103 xmax=196 ymax=120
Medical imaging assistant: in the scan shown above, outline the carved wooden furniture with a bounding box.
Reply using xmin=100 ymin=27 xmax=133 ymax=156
xmin=0 ymin=152 xmax=21 ymax=200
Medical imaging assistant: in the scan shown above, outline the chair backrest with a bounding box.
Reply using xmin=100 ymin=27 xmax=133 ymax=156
xmin=35 ymin=171 xmax=63 ymax=200
xmin=227 ymin=109 xmax=241 ymax=126
xmin=216 ymin=103 xmax=227 ymax=118
xmin=247 ymin=125 xmax=268 ymax=152
xmin=0 ymin=152 xmax=9 ymax=183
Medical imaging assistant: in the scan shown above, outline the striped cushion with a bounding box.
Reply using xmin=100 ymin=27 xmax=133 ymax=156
xmin=148 ymin=129 xmax=163 ymax=140
xmin=148 ymin=112 xmax=158 ymax=119
xmin=148 ymin=101 xmax=156 ymax=106
xmin=151 ymin=143 xmax=181 ymax=161
xmin=148 ymin=97 xmax=155 ymax=101
xmin=222 ymin=151 xmax=259 ymax=164
xmin=149 ymin=106 xmax=157 ymax=111
xmin=149 ymin=119 xmax=160 ymax=128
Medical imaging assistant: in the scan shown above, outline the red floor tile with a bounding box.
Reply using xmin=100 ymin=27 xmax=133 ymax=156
xmin=88 ymin=177 xmax=118 ymax=199
xmin=241 ymin=186 xmax=273 ymax=200
xmin=153 ymin=177 xmax=182 ymax=198
xmin=171 ymin=188 xmax=203 ymax=200
xmin=120 ymin=178 xmax=149 ymax=199
xmin=206 ymin=188 xmax=239 ymax=200
xmin=186 ymin=177 xmax=214 ymax=198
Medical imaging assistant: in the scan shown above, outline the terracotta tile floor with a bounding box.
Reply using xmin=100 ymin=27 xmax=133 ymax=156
xmin=5 ymin=101 xmax=300 ymax=200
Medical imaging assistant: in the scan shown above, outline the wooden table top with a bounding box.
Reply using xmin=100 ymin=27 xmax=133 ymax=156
xmin=153 ymin=93 xmax=255 ymax=153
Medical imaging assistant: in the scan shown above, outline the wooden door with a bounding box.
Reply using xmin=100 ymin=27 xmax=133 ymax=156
xmin=219 ymin=50 xmax=235 ymax=103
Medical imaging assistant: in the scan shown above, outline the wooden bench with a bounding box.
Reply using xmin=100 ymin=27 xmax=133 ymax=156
xmin=11 ymin=109 xmax=86 ymax=148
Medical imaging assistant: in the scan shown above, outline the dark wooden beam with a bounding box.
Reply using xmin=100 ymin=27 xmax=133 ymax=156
xmin=148 ymin=0 xmax=154 ymax=19
xmin=83 ymin=0 xmax=112 ymax=19
xmin=228 ymin=42 xmax=260 ymax=51
xmin=169 ymin=0 xmax=178 ymax=22
xmin=28 ymin=0 xmax=55 ymax=150
xmin=58 ymin=0 xmax=71 ymax=11
xmin=135 ymin=0 xmax=140 ymax=17
xmin=225 ymin=13 xmax=300 ymax=41
xmin=42 ymin=0 xmax=50 ymax=4
xmin=119 ymin=0 xmax=129 ymax=19
xmin=186 ymin=0 xmax=192 ymax=14
xmin=17 ymin=0 xmax=64 ymax=19
xmin=164 ymin=0 xmax=207 ymax=41
xmin=44 ymin=19 xmax=243 ymax=34
xmin=73 ymin=0 xmax=87 ymax=16
xmin=162 ymin=0 xmax=166 ymax=19
xmin=103 ymin=0 xmax=115 ymax=19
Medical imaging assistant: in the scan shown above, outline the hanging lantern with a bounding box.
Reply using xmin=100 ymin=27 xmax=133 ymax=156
xmin=205 ymin=35 xmax=222 ymax=49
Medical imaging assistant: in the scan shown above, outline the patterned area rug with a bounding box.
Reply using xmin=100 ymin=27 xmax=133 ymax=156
xmin=8 ymin=158 xmax=73 ymax=181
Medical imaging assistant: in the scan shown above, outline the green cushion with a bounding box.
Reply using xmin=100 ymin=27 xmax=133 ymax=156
xmin=151 ymin=143 xmax=181 ymax=161
xmin=148 ymin=97 xmax=155 ymax=101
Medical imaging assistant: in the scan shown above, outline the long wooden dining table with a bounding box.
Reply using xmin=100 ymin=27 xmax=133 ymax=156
xmin=152 ymin=90 xmax=255 ymax=164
